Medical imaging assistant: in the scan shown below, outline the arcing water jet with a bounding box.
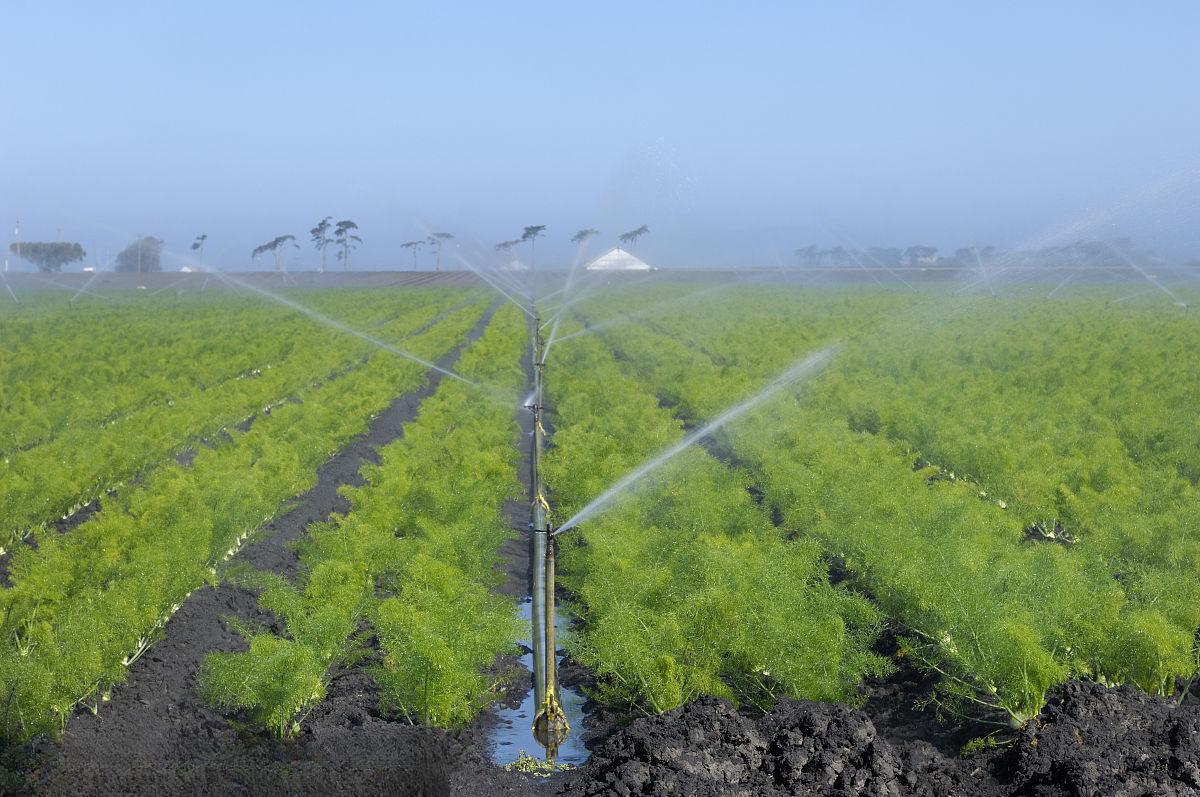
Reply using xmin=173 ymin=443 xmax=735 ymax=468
xmin=207 ymin=269 xmax=482 ymax=388
xmin=555 ymin=345 xmax=838 ymax=535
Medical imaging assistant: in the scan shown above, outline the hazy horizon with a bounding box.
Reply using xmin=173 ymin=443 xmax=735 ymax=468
xmin=3 ymin=1 xmax=1198 ymax=271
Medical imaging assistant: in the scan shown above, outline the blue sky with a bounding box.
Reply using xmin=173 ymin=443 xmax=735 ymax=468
xmin=2 ymin=1 xmax=1198 ymax=269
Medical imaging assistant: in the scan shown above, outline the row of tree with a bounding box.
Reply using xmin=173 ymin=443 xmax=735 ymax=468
xmin=249 ymin=218 xmax=362 ymax=273
xmin=7 ymin=234 xmax=1180 ymax=274
xmin=494 ymin=224 xmax=650 ymax=268
xmin=7 ymin=238 xmax=165 ymax=273
xmin=792 ymin=245 xmax=981 ymax=268
xmin=5 ymin=220 xmax=656 ymax=273
xmin=400 ymin=232 xmax=454 ymax=271
xmin=790 ymin=239 xmax=1177 ymax=269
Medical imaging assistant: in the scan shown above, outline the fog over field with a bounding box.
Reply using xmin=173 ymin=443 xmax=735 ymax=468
xmin=2 ymin=2 xmax=1198 ymax=271
xmin=5 ymin=6 xmax=1200 ymax=796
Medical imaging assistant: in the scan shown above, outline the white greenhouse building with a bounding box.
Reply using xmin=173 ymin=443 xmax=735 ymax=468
xmin=584 ymin=246 xmax=653 ymax=271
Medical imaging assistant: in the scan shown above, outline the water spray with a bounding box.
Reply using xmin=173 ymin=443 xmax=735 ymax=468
xmin=1104 ymin=242 xmax=1188 ymax=310
xmin=1045 ymin=272 xmax=1075 ymax=299
xmin=205 ymin=269 xmax=483 ymax=388
xmin=550 ymin=278 xmax=740 ymax=349
xmin=452 ymin=252 xmax=535 ymax=319
xmin=542 ymin=272 xmax=663 ymax=362
xmin=1 ymin=272 xmax=19 ymax=305
xmin=554 ymin=345 xmax=839 ymax=535
xmin=69 ymin=271 xmax=102 ymax=306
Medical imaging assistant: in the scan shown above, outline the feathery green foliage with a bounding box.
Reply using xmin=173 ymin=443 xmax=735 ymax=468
xmin=0 ymin=297 xmax=487 ymax=741
xmin=198 ymin=304 xmax=527 ymax=735
xmin=565 ymin=282 xmax=1200 ymax=723
xmin=543 ymin=330 xmax=889 ymax=713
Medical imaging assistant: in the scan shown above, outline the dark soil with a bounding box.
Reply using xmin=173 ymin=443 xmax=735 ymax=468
xmin=8 ymin=302 xmax=501 ymax=797
xmin=551 ymin=680 xmax=1200 ymax=797
xmin=9 ymin=297 xmax=1200 ymax=795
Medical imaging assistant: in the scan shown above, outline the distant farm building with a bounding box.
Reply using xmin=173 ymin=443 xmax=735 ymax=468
xmin=584 ymin=246 xmax=652 ymax=271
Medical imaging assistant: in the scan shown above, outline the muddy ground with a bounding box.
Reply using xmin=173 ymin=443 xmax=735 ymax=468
xmin=4 ymin=299 xmax=1200 ymax=795
xmin=7 ymin=658 xmax=1199 ymax=796
xmin=1 ymin=304 xmax=501 ymax=796
xmin=550 ymin=675 xmax=1200 ymax=797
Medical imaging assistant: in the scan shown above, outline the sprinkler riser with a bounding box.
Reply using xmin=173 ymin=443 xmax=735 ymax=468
xmin=528 ymin=304 xmax=569 ymax=759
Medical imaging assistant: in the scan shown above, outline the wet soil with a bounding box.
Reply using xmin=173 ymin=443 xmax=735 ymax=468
xmin=551 ymin=679 xmax=1200 ymax=797
xmin=7 ymin=303 xmax=500 ymax=797
xmin=8 ymin=298 xmax=1200 ymax=794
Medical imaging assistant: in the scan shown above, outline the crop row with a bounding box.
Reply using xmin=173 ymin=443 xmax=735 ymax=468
xmin=542 ymin=327 xmax=888 ymax=714
xmin=0 ymin=289 xmax=429 ymax=454
xmin=200 ymin=304 xmax=529 ymax=736
xmin=0 ymin=289 xmax=481 ymax=547
xmin=0 ymin=300 xmax=487 ymax=741
xmin=610 ymin=284 xmax=1200 ymax=660
xmin=573 ymin=286 xmax=1200 ymax=723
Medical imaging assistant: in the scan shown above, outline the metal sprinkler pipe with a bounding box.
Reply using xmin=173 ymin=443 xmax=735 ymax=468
xmin=528 ymin=311 xmax=547 ymax=718
xmin=527 ymin=308 xmax=568 ymax=758
xmin=533 ymin=526 xmax=568 ymax=758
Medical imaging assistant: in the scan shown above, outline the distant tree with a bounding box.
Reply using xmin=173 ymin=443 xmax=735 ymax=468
xmin=828 ymin=246 xmax=851 ymax=268
xmin=401 ymin=239 xmax=424 ymax=269
xmin=9 ymin=241 xmax=85 ymax=273
xmin=618 ymin=224 xmax=649 ymax=249
xmin=521 ymin=225 xmax=546 ymax=269
xmin=571 ymin=228 xmax=600 ymax=245
xmin=903 ymin=245 xmax=938 ymax=266
xmin=115 ymin=236 xmax=164 ymax=273
xmin=427 ymin=232 xmax=453 ymax=272
xmin=495 ymin=240 xmax=523 ymax=268
xmin=310 ymin=217 xmax=334 ymax=272
xmin=793 ymin=245 xmax=819 ymax=267
xmin=191 ymin=233 xmax=207 ymax=263
xmin=334 ymin=220 xmax=361 ymax=271
xmin=251 ymin=235 xmax=298 ymax=272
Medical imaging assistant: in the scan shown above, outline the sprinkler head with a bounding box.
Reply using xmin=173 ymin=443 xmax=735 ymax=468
xmin=533 ymin=695 xmax=570 ymax=751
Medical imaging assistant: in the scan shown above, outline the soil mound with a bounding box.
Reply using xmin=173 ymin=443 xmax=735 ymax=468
xmin=994 ymin=681 xmax=1200 ymax=797
xmin=556 ymin=681 xmax=1200 ymax=797
xmin=555 ymin=696 xmax=989 ymax=797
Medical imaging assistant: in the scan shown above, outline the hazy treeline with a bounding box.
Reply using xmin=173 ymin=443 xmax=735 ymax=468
xmin=792 ymin=239 xmax=1195 ymax=269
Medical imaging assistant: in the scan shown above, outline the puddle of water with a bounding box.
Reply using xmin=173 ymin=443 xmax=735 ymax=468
xmin=488 ymin=597 xmax=589 ymax=766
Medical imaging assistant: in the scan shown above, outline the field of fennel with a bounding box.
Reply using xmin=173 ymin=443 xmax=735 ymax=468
xmin=1 ymin=278 xmax=1197 ymax=758
xmin=0 ymin=287 xmax=491 ymax=738
xmin=551 ymin=282 xmax=1200 ymax=726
